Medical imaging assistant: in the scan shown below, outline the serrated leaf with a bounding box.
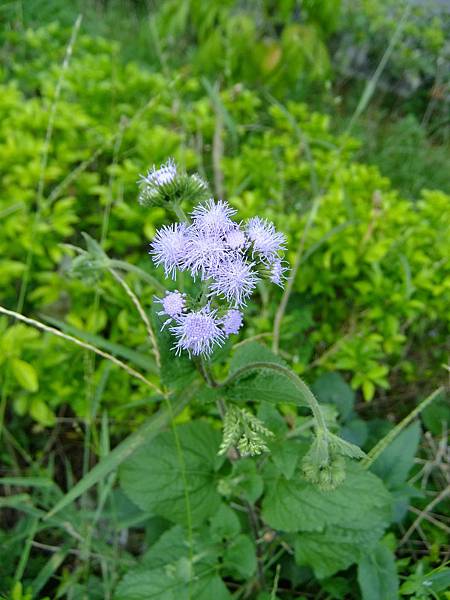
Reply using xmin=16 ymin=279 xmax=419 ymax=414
xmin=11 ymin=358 xmax=39 ymax=392
xmin=45 ymin=392 xmax=191 ymax=521
xmin=223 ymin=534 xmax=256 ymax=580
xmin=115 ymin=526 xmax=231 ymax=600
xmin=120 ymin=421 xmax=223 ymax=525
xmin=262 ymin=460 xmax=392 ymax=533
xmin=295 ymin=524 xmax=388 ymax=579
xmin=329 ymin=432 xmax=365 ymax=459
xmin=226 ymin=342 xmax=306 ymax=406
xmin=229 ymin=341 xmax=285 ymax=373
xmin=210 ymin=503 xmax=241 ymax=540
xmin=230 ymin=459 xmax=264 ymax=503
xmin=225 ymin=370 xmax=306 ymax=406
xmin=357 ymin=543 xmax=399 ymax=600
xmin=270 ymin=440 xmax=306 ymax=480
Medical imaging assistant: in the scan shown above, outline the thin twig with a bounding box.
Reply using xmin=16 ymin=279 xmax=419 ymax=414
xmin=0 ymin=305 xmax=162 ymax=394
xmin=400 ymin=486 xmax=450 ymax=545
xmin=362 ymin=387 xmax=444 ymax=468
xmin=408 ymin=506 xmax=450 ymax=535
xmin=245 ymin=501 xmax=265 ymax=589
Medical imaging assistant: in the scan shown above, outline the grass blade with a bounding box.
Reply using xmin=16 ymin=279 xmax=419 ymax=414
xmin=42 ymin=315 xmax=157 ymax=373
xmin=31 ymin=543 xmax=71 ymax=598
xmin=362 ymin=386 xmax=444 ymax=468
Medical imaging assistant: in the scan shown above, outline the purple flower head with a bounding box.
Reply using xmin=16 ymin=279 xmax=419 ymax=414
xmin=246 ymin=217 xmax=286 ymax=262
xmin=141 ymin=158 xmax=177 ymax=187
xmin=191 ymin=199 xmax=236 ymax=235
xmin=149 ymin=222 xmax=189 ymax=279
xmin=171 ymin=305 xmax=225 ymax=357
xmin=270 ymin=258 xmax=288 ymax=287
xmin=156 ymin=290 xmax=186 ymax=318
xmin=225 ymin=226 xmax=247 ymax=251
xmin=222 ymin=309 xmax=243 ymax=336
xmin=181 ymin=228 xmax=227 ymax=280
xmin=209 ymin=255 xmax=259 ymax=307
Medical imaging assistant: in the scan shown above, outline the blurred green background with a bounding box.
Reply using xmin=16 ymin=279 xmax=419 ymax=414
xmin=0 ymin=1 xmax=449 ymax=598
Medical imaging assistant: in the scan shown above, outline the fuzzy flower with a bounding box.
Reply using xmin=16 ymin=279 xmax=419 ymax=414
xmin=269 ymin=258 xmax=288 ymax=287
xmin=225 ymin=226 xmax=247 ymax=251
xmin=222 ymin=309 xmax=243 ymax=336
xmin=155 ymin=290 xmax=186 ymax=326
xmin=171 ymin=305 xmax=225 ymax=357
xmin=149 ymin=223 xmax=189 ymax=279
xmin=181 ymin=229 xmax=227 ymax=280
xmin=209 ymin=255 xmax=259 ymax=307
xmin=142 ymin=158 xmax=177 ymax=187
xmin=246 ymin=217 xmax=286 ymax=262
xmin=191 ymin=199 xmax=236 ymax=235
xmin=139 ymin=159 xmax=209 ymax=207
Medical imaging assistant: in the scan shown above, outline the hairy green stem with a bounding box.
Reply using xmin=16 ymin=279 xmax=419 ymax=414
xmin=219 ymin=361 xmax=328 ymax=432
xmin=171 ymin=202 xmax=188 ymax=223
xmin=199 ymin=357 xmax=218 ymax=388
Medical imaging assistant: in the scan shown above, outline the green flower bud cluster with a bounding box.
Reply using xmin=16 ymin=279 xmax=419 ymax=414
xmin=219 ymin=404 xmax=274 ymax=457
xmin=138 ymin=158 xmax=210 ymax=209
xmin=302 ymin=429 xmax=366 ymax=491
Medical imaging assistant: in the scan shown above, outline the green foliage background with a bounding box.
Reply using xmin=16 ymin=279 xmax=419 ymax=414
xmin=0 ymin=1 xmax=449 ymax=599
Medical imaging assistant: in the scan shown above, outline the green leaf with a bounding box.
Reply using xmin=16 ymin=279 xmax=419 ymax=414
xmin=370 ymin=421 xmax=420 ymax=489
xmin=312 ymin=372 xmax=355 ymax=421
xmin=210 ymin=503 xmax=241 ymax=539
xmin=294 ymin=524 xmax=388 ymax=580
xmin=115 ymin=525 xmax=231 ymax=600
xmin=30 ymin=398 xmax=56 ymax=426
xmin=226 ymin=342 xmax=304 ymax=404
xmin=270 ymin=439 xmax=305 ymax=480
xmin=399 ymin=565 xmax=450 ymax=595
xmin=10 ymin=358 xmax=39 ymax=392
xmin=223 ymin=534 xmax=256 ymax=580
xmin=357 ymin=543 xmax=399 ymax=600
xmin=43 ymin=315 xmax=158 ymax=373
xmin=285 ymin=463 xmax=393 ymax=578
xmin=45 ymin=393 xmax=191 ymax=520
xmin=225 ymin=370 xmax=308 ymax=406
xmin=229 ymin=341 xmax=285 ymax=373
xmin=230 ymin=459 xmax=264 ymax=503
xmin=421 ymin=389 xmax=449 ymax=435
xmin=262 ymin=460 xmax=392 ymax=534
xmin=257 ymin=402 xmax=288 ymax=436
xmin=120 ymin=421 xmax=223 ymax=525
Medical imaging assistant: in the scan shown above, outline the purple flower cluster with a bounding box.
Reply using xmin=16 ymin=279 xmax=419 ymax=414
xmin=150 ymin=195 xmax=287 ymax=357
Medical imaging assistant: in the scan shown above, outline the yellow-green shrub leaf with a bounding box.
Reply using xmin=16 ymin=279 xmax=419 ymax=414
xmin=11 ymin=358 xmax=39 ymax=392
